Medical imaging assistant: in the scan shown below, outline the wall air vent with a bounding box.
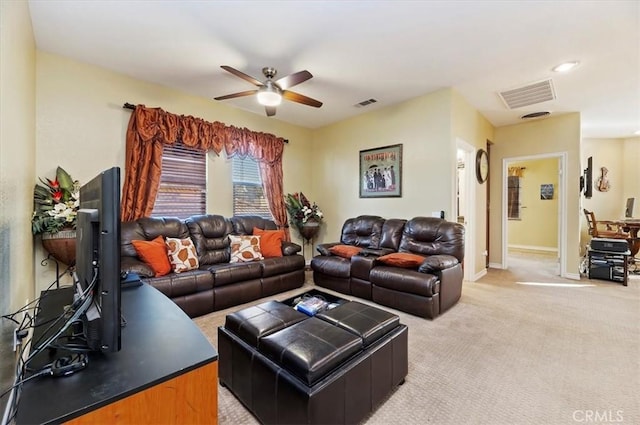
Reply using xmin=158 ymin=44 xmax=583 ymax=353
xmin=521 ymin=111 xmax=551 ymax=120
xmin=354 ymin=98 xmax=378 ymax=108
xmin=498 ymin=79 xmax=556 ymax=109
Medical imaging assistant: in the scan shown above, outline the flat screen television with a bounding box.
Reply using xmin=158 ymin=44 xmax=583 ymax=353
xmin=582 ymin=156 xmax=593 ymax=199
xmin=74 ymin=166 xmax=121 ymax=353
xmin=625 ymin=197 xmax=635 ymax=218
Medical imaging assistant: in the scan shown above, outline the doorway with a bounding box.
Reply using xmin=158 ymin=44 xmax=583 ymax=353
xmin=456 ymin=138 xmax=476 ymax=281
xmin=502 ymin=152 xmax=567 ymax=277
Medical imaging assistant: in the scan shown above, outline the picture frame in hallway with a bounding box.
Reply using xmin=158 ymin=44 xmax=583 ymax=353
xmin=359 ymin=144 xmax=402 ymax=198
xmin=540 ymin=183 xmax=554 ymax=200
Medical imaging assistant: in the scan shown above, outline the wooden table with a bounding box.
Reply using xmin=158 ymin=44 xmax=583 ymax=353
xmin=614 ymin=219 xmax=640 ymax=257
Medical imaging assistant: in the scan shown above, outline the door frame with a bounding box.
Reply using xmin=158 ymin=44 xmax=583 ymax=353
xmin=501 ymin=152 xmax=567 ymax=277
xmin=455 ymin=138 xmax=476 ymax=282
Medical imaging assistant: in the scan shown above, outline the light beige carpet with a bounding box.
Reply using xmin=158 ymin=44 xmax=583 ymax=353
xmin=194 ymin=259 xmax=640 ymax=425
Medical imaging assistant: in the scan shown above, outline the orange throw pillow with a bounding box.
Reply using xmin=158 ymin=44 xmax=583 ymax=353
xmin=131 ymin=235 xmax=172 ymax=277
xmin=377 ymin=252 xmax=426 ymax=268
xmin=253 ymin=227 xmax=284 ymax=258
xmin=329 ymin=244 xmax=363 ymax=259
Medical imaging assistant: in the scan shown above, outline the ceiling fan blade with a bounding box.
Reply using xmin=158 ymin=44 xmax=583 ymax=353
xmin=214 ymin=90 xmax=258 ymax=101
xmin=276 ymin=70 xmax=313 ymax=90
xmin=282 ymin=90 xmax=323 ymax=108
xmin=265 ymin=106 xmax=276 ymax=117
xmin=220 ymin=65 xmax=263 ymax=87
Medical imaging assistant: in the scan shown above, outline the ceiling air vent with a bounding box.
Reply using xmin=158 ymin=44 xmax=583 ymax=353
xmin=498 ymin=79 xmax=556 ymax=109
xmin=355 ymin=98 xmax=378 ymax=108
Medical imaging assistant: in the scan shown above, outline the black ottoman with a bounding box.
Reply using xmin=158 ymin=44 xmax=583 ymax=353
xmin=218 ymin=299 xmax=408 ymax=424
xmin=224 ymin=300 xmax=308 ymax=347
xmin=218 ymin=301 xmax=308 ymax=404
xmin=316 ymin=301 xmax=400 ymax=347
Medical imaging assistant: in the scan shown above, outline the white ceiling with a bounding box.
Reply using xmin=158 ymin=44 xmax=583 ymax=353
xmin=28 ymin=0 xmax=639 ymax=138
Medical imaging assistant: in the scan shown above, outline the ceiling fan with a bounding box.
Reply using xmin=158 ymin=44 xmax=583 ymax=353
xmin=214 ymin=65 xmax=323 ymax=117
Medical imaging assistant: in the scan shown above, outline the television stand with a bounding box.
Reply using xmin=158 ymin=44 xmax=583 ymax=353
xmin=14 ymin=284 xmax=218 ymax=424
xmin=587 ymin=247 xmax=629 ymax=286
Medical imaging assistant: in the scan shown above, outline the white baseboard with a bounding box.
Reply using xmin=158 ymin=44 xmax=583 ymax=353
xmin=488 ymin=262 xmax=505 ymax=269
xmin=508 ymin=244 xmax=558 ymax=253
xmin=473 ymin=269 xmax=488 ymax=281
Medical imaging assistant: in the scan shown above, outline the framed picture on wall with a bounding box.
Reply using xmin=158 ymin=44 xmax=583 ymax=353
xmin=540 ymin=184 xmax=554 ymax=200
xmin=359 ymin=144 xmax=402 ymax=198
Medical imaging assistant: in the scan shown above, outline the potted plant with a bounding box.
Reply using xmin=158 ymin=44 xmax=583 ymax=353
xmin=285 ymin=192 xmax=323 ymax=241
xmin=32 ymin=167 xmax=80 ymax=265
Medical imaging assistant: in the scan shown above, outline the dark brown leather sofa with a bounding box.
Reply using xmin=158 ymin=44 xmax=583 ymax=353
xmin=121 ymin=215 xmax=305 ymax=318
xmin=311 ymin=215 xmax=465 ymax=319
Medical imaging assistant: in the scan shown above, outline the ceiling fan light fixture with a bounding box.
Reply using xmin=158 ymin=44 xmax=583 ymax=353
xmin=257 ymin=90 xmax=282 ymax=106
xmin=216 ymin=65 xmax=321 ymax=115
xmin=257 ymin=81 xmax=282 ymax=106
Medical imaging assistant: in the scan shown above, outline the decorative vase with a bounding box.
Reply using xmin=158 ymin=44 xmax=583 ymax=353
xmin=41 ymin=229 xmax=77 ymax=266
xmin=298 ymin=220 xmax=321 ymax=242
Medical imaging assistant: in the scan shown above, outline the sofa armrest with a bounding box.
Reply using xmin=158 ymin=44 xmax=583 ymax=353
xmin=358 ymin=247 xmax=395 ymax=257
xmin=121 ymin=256 xmax=154 ymax=278
xmin=418 ymin=255 xmax=459 ymax=273
xmin=316 ymin=242 xmax=340 ymax=256
xmin=437 ymin=263 xmax=463 ymax=313
xmin=282 ymin=241 xmax=302 ymax=256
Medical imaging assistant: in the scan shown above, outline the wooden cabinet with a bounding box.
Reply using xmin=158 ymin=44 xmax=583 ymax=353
xmin=65 ymin=362 xmax=218 ymax=425
xmin=15 ymin=284 xmax=218 ymax=424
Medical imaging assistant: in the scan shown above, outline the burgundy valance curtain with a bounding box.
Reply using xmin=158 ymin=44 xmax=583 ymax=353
xmin=121 ymin=104 xmax=290 ymax=239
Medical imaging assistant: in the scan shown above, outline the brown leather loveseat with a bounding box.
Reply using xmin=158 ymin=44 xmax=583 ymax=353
xmin=310 ymin=215 xmax=464 ymax=319
xmin=121 ymin=215 xmax=305 ymax=317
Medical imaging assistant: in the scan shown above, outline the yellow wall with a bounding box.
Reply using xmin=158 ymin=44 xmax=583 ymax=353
xmin=0 ymin=0 xmax=36 ymax=313
xmin=493 ymin=113 xmax=581 ymax=277
xmin=451 ymin=90 xmax=494 ymax=275
xmin=507 ymin=158 xmax=559 ymax=250
xmin=34 ymin=52 xmax=313 ymax=290
xmin=581 ymin=137 xmax=640 ymax=250
xmin=310 ymin=89 xmax=453 ymax=240
xmin=622 ymin=137 xmax=640 ymax=205
xmin=310 ymin=88 xmax=493 ymax=278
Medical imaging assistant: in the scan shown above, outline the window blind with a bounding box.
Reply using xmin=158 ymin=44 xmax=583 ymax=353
xmin=232 ymin=156 xmax=272 ymax=219
xmin=151 ymin=143 xmax=206 ymax=219
xmin=507 ymin=176 xmax=521 ymax=220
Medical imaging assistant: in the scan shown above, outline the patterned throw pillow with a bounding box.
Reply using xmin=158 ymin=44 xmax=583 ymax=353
xmin=229 ymin=235 xmax=264 ymax=263
xmin=165 ymin=237 xmax=199 ymax=273
xmin=377 ymin=252 xmax=426 ymax=268
xmin=131 ymin=235 xmax=172 ymax=277
xmin=328 ymin=244 xmax=363 ymax=259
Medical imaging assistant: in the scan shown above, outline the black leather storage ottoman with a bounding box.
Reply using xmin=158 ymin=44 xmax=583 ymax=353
xmin=218 ymin=300 xmax=408 ymax=424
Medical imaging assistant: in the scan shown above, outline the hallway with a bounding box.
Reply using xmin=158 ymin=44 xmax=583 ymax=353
xmin=485 ymin=248 xmax=639 ymax=286
xmin=483 ymin=249 xmax=576 ymax=285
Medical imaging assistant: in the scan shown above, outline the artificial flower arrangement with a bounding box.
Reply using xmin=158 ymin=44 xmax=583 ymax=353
xmin=285 ymin=192 xmax=324 ymax=229
xmin=32 ymin=166 xmax=80 ymax=235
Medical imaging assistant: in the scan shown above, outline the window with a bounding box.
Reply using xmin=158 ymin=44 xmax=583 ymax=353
xmin=232 ymin=156 xmax=272 ymax=219
xmin=151 ymin=143 xmax=206 ymax=219
xmin=507 ymin=176 xmax=521 ymax=220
